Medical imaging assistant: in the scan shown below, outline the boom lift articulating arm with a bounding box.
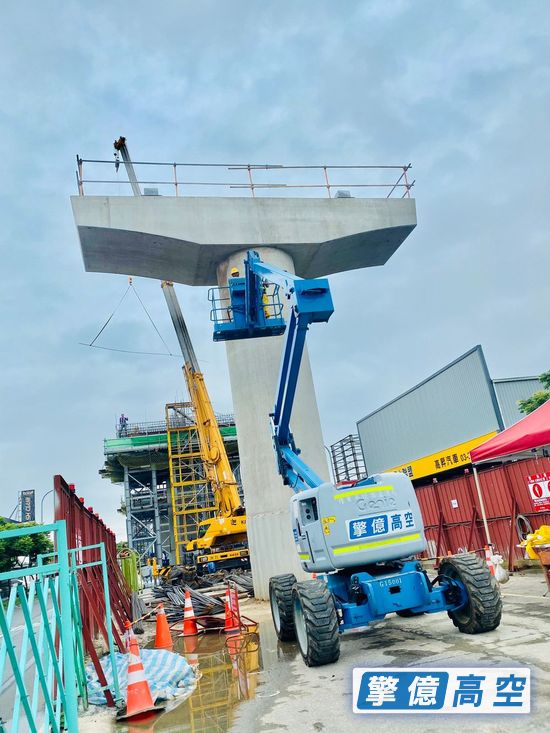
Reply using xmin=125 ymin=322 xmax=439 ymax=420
xmin=211 ymin=249 xmax=502 ymax=667
xmin=212 ymin=250 xmax=334 ymax=492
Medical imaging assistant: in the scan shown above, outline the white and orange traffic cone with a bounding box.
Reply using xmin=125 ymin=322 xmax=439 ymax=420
xmin=183 ymin=590 xmax=199 ymax=636
xmin=484 ymin=545 xmax=496 ymax=576
xmin=117 ymin=622 xmax=165 ymax=722
xmin=183 ymin=634 xmax=199 ymax=669
xmin=154 ymin=603 xmax=173 ymax=651
xmin=124 ymin=619 xmax=134 ymax=652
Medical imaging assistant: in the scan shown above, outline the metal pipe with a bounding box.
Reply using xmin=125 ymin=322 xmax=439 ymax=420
xmin=40 ymin=489 xmax=54 ymax=523
xmin=123 ymin=466 xmax=133 ymax=550
xmin=99 ymin=542 xmax=121 ymax=702
xmin=324 ymin=445 xmax=336 ymax=483
xmin=151 ymin=465 xmax=162 ymax=559
xmin=473 ymin=465 xmax=492 ymax=546
xmin=173 ymin=162 xmax=179 ymax=196
xmin=247 ymin=164 xmax=255 ymax=197
xmin=80 ymin=159 xmax=408 ymax=169
xmin=56 ymin=520 xmax=79 ymax=731
xmin=323 ymin=166 xmax=331 ymax=198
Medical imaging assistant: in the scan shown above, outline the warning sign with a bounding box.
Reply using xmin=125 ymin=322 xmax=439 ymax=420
xmin=527 ymin=473 xmax=550 ymax=512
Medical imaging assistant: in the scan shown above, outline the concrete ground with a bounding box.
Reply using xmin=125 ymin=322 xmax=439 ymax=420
xmin=231 ymin=571 xmax=549 ymax=733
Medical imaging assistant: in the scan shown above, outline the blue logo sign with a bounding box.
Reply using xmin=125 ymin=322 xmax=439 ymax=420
xmin=347 ymin=510 xmax=415 ymax=542
xmin=353 ymin=668 xmax=530 ymax=714
xmin=356 ymin=671 xmax=447 ymax=710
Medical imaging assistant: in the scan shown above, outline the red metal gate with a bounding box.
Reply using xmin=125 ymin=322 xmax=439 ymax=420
xmin=54 ymin=474 xmax=131 ymax=705
xmin=415 ymin=457 xmax=550 ymax=570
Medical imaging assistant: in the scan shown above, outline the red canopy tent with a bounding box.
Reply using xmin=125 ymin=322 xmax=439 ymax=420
xmin=468 ymin=398 xmax=550 ymax=552
xmin=470 ymin=398 xmax=550 ymax=463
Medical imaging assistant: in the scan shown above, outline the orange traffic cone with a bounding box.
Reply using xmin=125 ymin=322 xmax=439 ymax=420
xmin=183 ymin=634 xmax=199 ymax=669
xmin=224 ymin=587 xmax=240 ymax=633
xmin=154 ymin=603 xmax=173 ymax=651
xmin=183 ymin=590 xmax=199 ymax=636
xmin=124 ymin=619 xmax=133 ymax=652
xmin=484 ymin=545 xmax=496 ymax=576
xmin=117 ymin=623 xmax=165 ymax=722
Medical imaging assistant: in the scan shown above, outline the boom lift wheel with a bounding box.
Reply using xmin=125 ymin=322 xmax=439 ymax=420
xmin=292 ymin=580 xmax=340 ymax=667
xmin=439 ymin=553 xmax=502 ymax=634
xmin=269 ymin=574 xmax=297 ymax=641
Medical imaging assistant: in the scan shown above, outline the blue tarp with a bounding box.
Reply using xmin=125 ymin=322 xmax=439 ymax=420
xmin=86 ymin=649 xmax=196 ymax=706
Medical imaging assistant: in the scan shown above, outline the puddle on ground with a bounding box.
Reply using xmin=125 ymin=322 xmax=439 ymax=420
xmin=112 ymin=618 xmax=299 ymax=733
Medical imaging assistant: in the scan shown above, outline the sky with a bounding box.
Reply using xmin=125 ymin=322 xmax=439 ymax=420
xmin=1 ymin=0 xmax=549 ymax=536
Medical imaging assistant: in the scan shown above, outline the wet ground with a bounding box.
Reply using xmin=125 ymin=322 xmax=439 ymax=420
xmin=232 ymin=572 xmax=550 ymax=733
xmin=81 ymin=571 xmax=549 ymax=733
xmin=79 ymin=599 xmax=283 ymax=733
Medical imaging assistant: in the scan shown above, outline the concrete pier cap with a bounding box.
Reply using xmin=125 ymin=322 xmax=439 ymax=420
xmin=71 ymin=194 xmax=417 ymax=597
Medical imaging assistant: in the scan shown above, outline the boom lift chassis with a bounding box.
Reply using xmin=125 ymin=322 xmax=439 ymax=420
xmin=210 ymin=250 xmax=502 ymax=666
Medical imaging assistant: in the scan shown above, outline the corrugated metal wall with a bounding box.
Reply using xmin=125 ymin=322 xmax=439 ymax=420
xmin=415 ymin=457 xmax=550 ymax=568
xmin=493 ymin=377 xmax=544 ymax=427
xmin=357 ymin=346 xmax=502 ymax=474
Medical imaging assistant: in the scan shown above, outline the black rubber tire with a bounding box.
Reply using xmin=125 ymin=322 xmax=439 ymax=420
xmin=292 ymin=580 xmax=340 ymax=667
xmin=269 ymin=574 xmax=297 ymax=641
xmin=439 ymin=553 xmax=502 ymax=634
xmin=396 ymin=609 xmax=425 ymax=618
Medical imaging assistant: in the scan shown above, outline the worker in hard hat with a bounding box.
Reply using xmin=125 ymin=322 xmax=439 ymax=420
xmin=226 ymin=267 xmax=240 ymax=322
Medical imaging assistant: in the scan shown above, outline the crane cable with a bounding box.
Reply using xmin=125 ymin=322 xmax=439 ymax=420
xmin=80 ymin=279 xmax=178 ymax=357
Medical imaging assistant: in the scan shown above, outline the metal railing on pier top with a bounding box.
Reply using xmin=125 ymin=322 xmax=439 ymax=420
xmin=115 ymin=410 xmax=236 ymax=438
xmin=75 ymin=156 xmax=414 ymax=199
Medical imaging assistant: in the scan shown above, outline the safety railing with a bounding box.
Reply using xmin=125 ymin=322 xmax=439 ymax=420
xmin=116 ymin=411 xmax=236 ymax=438
xmin=0 ymin=521 xmax=81 ymax=733
xmin=209 ymin=283 xmax=284 ymax=327
xmin=37 ymin=542 xmax=123 ymax=709
xmin=75 ymin=157 xmax=414 ymax=199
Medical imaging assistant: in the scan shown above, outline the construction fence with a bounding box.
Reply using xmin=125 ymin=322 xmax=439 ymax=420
xmin=416 ymin=456 xmax=550 ymax=570
xmin=0 ymin=521 xmax=82 ymax=732
xmin=54 ymin=474 xmax=130 ymax=706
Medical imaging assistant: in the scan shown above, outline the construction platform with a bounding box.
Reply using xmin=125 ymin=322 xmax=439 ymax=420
xmin=101 ymin=407 xmax=240 ymax=563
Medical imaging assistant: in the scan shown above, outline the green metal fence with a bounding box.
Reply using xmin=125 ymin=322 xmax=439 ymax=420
xmin=0 ymin=520 xmax=124 ymax=731
xmin=0 ymin=521 xmax=80 ymax=732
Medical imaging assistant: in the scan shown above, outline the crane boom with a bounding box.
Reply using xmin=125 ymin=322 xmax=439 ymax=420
xmin=161 ymin=280 xmax=199 ymax=371
xmin=113 ymin=136 xmax=142 ymax=196
xmin=161 ymin=280 xmax=242 ymax=517
xmin=113 ymin=136 xmax=248 ymax=570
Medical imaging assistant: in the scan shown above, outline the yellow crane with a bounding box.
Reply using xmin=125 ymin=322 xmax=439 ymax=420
xmin=113 ymin=136 xmax=248 ymax=570
xmin=161 ymin=281 xmax=248 ymax=569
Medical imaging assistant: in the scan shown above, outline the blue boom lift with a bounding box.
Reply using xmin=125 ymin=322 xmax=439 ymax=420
xmin=210 ymin=250 xmax=502 ymax=666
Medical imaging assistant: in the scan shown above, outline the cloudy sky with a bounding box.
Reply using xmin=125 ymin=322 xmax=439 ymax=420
xmin=1 ymin=1 xmax=549 ymax=535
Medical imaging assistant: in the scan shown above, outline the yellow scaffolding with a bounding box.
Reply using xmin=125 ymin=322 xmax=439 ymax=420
xmin=166 ymin=402 xmax=217 ymax=563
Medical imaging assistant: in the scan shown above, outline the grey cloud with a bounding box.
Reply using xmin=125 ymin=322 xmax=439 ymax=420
xmin=1 ymin=0 xmax=549 ymax=535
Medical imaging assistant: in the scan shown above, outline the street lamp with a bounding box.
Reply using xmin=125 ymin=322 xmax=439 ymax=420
xmin=40 ymin=489 xmax=54 ymax=524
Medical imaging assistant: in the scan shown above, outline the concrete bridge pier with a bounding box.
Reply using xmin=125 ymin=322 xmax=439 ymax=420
xmin=71 ymin=192 xmax=417 ymax=598
xmin=217 ymin=247 xmax=328 ymax=596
